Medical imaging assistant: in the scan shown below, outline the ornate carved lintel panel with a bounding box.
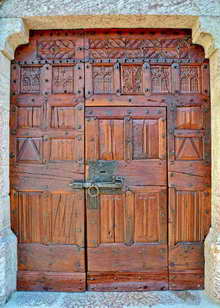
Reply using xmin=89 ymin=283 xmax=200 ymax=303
xmin=37 ymin=40 xmax=75 ymax=59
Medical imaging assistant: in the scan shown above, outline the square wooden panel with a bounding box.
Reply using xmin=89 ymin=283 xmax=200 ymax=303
xmin=16 ymin=137 xmax=43 ymax=163
xmin=175 ymin=136 xmax=204 ymax=160
xmin=20 ymin=67 xmax=41 ymax=94
xmin=92 ymin=65 xmax=114 ymax=94
xmin=176 ymin=107 xmax=204 ymax=130
xmin=87 ymin=187 xmax=167 ymax=247
xmin=13 ymin=191 xmax=84 ymax=246
xmin=180 ymin=66 xmax=201 ymax=93
xmin=52 ymin=66 xmax=74 ymax=94
xmin=17 ymin=106 xmax=42 ymax=129
xmin=48 ymin=138 xmax=76 ymax=161
xmin=151 ymin=66 xmax=171 ymax=93
xmin=50 ymin=106 xmax=76 ymax=129
xmin=121 ymin=65 xmax=143 ymax=94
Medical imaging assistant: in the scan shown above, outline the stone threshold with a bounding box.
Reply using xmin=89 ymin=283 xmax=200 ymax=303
xmin=2 ymin=290 xmax=220 ymax=308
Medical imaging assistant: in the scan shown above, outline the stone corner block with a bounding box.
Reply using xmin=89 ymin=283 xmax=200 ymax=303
xmin=0 ymin=228 xmax=17 ymax=306
xmin=204 ymin=228 xmax=220 ymax=304
xmin=0 ymin=17 xmax=29 ymax=60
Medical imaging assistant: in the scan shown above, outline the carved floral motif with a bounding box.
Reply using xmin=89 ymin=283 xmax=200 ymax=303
xmin=37 ymin=40 xmax=75 ymax=59
xmin=88 ymin=37 xmax=191 ymax=59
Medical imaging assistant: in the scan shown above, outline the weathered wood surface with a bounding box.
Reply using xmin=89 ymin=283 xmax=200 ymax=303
xmin=10 ymin=29 xmax=210 ymax=291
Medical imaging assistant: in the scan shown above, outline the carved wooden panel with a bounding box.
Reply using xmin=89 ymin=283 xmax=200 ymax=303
xmin=180 ymin=66 xmax=200 ymax=93
xmin=85 ymin=30 xmax=204 ymax=61
xmin=175 ymin=135 xmax=204 ymax=160
xmin=151 ymin=66 xmax=171 ymax=93
xmin=52 ymin=66 xmax=74 ymax=94
xmin=37 ymin=40 xmax=75 ymax=59
xmin=20 ymin=67 xmax=41 ymax=94
xmin=16 ymin=137 xmax=43 ymax=163
xmin=93 ymin=66 xmax=114 ymax=94
xmin=121 ymin=65 xmax=143 ymax=94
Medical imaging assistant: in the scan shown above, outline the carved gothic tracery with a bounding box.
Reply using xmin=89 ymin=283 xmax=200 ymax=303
xmin=151 ymin=66 xmax=170 ymax=93
xmin=93 ymin=66 xmax=114 ymax=94
xmin=121 ymin=66 xmax=143 ymax=94
xmin=180 ymin=66 xmax=199 ymax=93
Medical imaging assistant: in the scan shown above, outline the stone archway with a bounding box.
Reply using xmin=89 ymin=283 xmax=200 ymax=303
xmin=1 ymin=15 xmax=220 ymax=304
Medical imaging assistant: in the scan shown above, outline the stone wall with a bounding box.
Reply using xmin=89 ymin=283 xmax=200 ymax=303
xmin=1 ymin=0 xmax=220 ymax=304
xmin=0 ymin=0 xmax=220 ymax=17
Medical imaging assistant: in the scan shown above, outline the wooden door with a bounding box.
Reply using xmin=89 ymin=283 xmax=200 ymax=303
xmin=10 ymin=29 xmax=211 ymax=292
xmin=85 ymin=106 xmax=168 ymax=290
xmin=10 ymin=30 xmax=86 ymax=291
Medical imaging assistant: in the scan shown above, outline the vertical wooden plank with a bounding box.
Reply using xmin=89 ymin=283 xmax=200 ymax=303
xmin=124 ymin=190 xmax=134 ymax=246
xmin=159 ymin=117 xmax=166 ymax=160
xmin=159 ymin=189 xmax=168 ymax=243
xmin=74 ymin=63 xmax=85 ymax=97
xmin=201 ymin=62 xmax=210 ymax=96
xmin=74 ymin=190 xmax=85 ymax=247
xmin=100 ymin=195 xmax=115 ymax=243
xmin=168 ymin=187 xmax=176 ymax=247
xmin=85 ymin=63 xmax=93 ymax=98
xmin=167 ymin=101 xmax=176 ymax=164
xmin=143 ymin=63 xmax=151 ymax=96
xmin=99 ymin=119 xmax=113 ymax=160
xmin=10 ymin=190 xmax=19 ymax=236
xmin=41 ymin=64 xmax=52 ymax=95
xmin=171 ymin=63 xmax=180 ymax=94
xmin=114 ymin=63 xmax=121 ymax=95
xmin=85 ymin=116 xmax=99 ymax=161
xmin=124 ymin=116 xmax=133 ymax=161
xmin=11 ymin=64 xmax=21 ymax=95
xmin=87 ymin=195 xmax=100 ymax=248
xmin=114 ymin=194 xmax=125 ymax=243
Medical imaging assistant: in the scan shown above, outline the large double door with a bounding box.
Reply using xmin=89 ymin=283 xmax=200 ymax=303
xmin=10 ymin=29 xmax=210 ymax=291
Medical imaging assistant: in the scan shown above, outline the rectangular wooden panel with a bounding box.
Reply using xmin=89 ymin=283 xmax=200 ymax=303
xmin=87 ymin=272 xmax=168 ymax=291
xmin=17 ymin=271 xmax=85 ymax=292
xmin=18 ymin=244 xmax=85 ymax=272
xmin=87 ymin=187 xmax=167 ymax=269
xmin=12 ymin=191 xmax=84 ymax=246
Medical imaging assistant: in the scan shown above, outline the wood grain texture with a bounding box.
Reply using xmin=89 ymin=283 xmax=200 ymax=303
xmin=10 ymin=29 xmax=210 ymax=292
xmin=17 ymin=271 xmax=86 ymax=292
xmin=87 ymin=272 xmax=168 ymax=291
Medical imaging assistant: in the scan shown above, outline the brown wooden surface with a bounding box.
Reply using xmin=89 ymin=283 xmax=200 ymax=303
xmin=10 ymin=29 xmax=211 ymax=292
xmin=10 ymin=30 xmax=86 ymax=291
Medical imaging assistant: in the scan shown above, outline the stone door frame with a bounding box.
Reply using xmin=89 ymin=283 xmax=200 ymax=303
xmin=0 ymin=15 xmax=220 ymax=304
